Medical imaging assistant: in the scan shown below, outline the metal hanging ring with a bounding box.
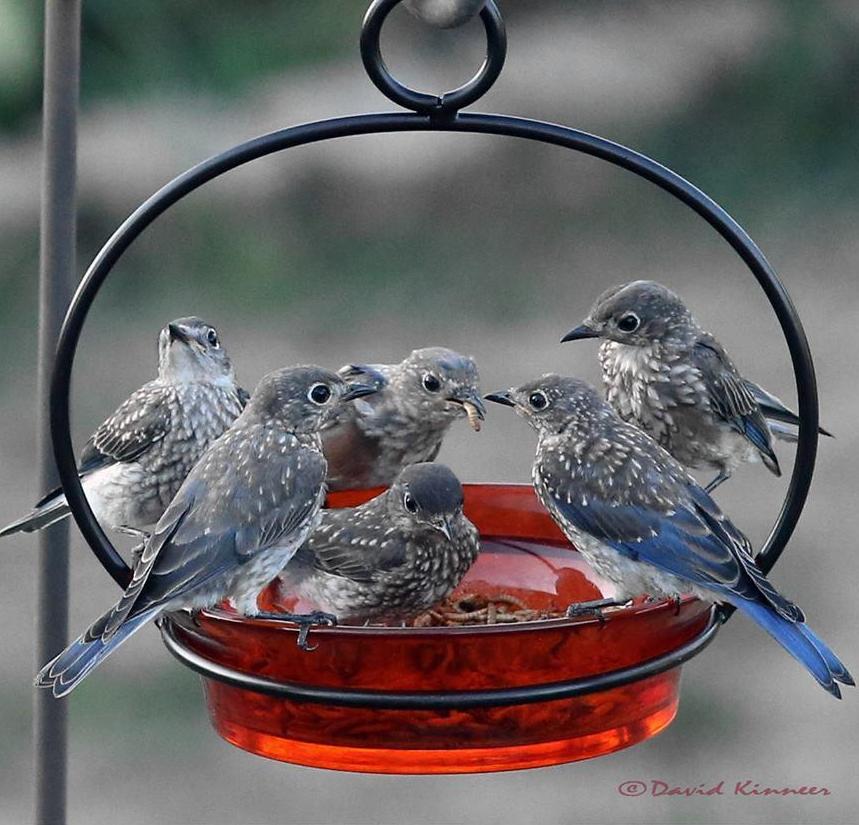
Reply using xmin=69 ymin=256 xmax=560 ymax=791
xmin=360 ymin=0 xmax=506 ymax=115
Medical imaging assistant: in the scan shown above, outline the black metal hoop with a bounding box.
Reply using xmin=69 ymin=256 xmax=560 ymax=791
xmin=160 ymin=609 xmax=721 ymax=710
xmin=360 ymin=0 xmax=506 ymax=115
xmin=50 ymin=111 xmax=820 ymax=592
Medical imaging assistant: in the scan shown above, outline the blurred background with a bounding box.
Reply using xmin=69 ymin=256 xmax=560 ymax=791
xmin=1 ymin=0 xmax=857 ymax=822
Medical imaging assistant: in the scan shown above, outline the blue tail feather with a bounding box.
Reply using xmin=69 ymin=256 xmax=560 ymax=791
xmin=738 ymin=601 xmax=853 ymax=698
xmin=35 ymin=608 xmax=157 ymax=698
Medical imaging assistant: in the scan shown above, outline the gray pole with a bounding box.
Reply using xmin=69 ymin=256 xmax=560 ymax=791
xmin=35 ymin=2 xmax=80 ymax=824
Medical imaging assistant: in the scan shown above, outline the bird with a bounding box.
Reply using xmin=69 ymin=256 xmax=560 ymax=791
xmin=486 ymin=375 xmax=853 ymax=698
xmin=321 ymin=347 xmax=484 ymax=491
xmin=1 ymin=317 xmax=248 ymax=540
xmin=560 ymin=280 xmax=831 ymax=492
xmin=279 ymin=463 xmax=480 ymax=625
xmin=35 ymin=365 xmax=381 ymax=697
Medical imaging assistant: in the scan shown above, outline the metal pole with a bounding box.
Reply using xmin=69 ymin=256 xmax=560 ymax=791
xmin=36 ymin=2 xmax=80 ymax=824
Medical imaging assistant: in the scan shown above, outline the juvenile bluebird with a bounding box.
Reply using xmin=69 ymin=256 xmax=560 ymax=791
xmin=35 ymin=365 xmax=380 ymax=697
xmin=561 ymin=280 xmax=831 ymax=492
xmin=2 ymin=317 xmax=247 ymax=540
xmin=280 ymin=463 xmax=480 ymax=624
xmin=487 ymin=375 xmax=853 ymax=698
xmin=322 ymin=347 xmax=484 ymax=490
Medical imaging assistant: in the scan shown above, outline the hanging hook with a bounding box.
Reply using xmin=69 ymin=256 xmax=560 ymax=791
xmin=360 ymin=0 xmax=506 ymax=117
xmin=404 ymin=0 xmax=487 ymax=29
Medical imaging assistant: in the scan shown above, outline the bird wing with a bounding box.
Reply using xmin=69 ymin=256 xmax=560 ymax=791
xmin=78 ymin=382 xmax=174 ymax=475
xmin=103 ymin=424 xmax=327 ymax=635
xmin=30 ymin=383 xmax=175 ymax=511
xmin=691 ymin=338 xmax=777 ymax=463
xmin=744 ymin=379 xmax=833 ymax=438
xmin=299 ymin=505 xmax=407 ymax=583
xmin=539 ymin=424 xmax=801 ymax=621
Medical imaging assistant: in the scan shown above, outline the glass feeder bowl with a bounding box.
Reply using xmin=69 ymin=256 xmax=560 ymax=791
xmin=162 ymin=484 xmax=716 ymax=774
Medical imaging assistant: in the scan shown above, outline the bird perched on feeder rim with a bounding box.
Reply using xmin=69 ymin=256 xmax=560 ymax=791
xmin=279 ymin=463 xmax=480 ymax=625
xmin=322 ymin=347 xmax=485 ymax=491
xmin=1 ymin=317 xmax=248 ymax=541
xmin=486 ymin=375 xmax=853 ymax=698
xmin=561 ymin=280 xmax=831 ymax=493
xmin=35 ymin=365 xmax=381 ymax=697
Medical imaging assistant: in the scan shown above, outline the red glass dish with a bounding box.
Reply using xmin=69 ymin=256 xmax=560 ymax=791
xmin=168 ymin=484 xmax=713 ymax=774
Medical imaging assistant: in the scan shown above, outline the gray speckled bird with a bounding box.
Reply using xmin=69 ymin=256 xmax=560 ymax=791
xmin=35 ymin=365 xmax=380 ymax=697
xmin=486 ymin=375 xmax=853 ymax=698
xmin=561 ymin=280 xmax=831 ymax=492
xmin=322 ymin=347 xmax=484 ymax=491
xmin=1 ymin=317 xmax=248 ymax=540
xmin=280 ymin=463 xmax=480 ymax=624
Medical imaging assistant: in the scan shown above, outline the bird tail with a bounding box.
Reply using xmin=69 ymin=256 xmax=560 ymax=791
xmin=35 ymin=606 xmax=157 ymax=698
xmin=746 ymin=380 xmax=834 ymax=438
xmin=767 ymin=421 xmax=800 ymax=444
xmin=0 ymin=490 xmax=70 ymax=538
xmin=737 ymin=601 xmax=854 ymax=699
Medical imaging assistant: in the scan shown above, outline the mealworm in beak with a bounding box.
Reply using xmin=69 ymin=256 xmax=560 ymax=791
xmin=463 ymin=401 xmax=482 ymax=432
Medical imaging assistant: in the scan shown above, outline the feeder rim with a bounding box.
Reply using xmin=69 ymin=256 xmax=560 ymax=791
xmin=200 ymin=590 xmax=706 ymax=637
xmin=160 ymin=607 xmax=721 ymax=710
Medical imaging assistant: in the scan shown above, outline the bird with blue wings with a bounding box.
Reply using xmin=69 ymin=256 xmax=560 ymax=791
xmin=561 ymin=280 xmax=832 ymax=492
xmin=35 ymin=365 xmax=380 ymax=698
xmin=486 ymin=374 xmax=853 ymax=698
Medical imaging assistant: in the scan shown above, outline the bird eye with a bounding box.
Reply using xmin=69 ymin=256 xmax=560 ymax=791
xmin=206 ymin=328 xmax=220 ymax=348
xmin=422 ymin=373 xmax=441 ymax=393
xmin=529 ymin=391 xmax=549 ymax=410
xmin=403 ymin=492 xmax=419 ymax=513
xmin=308 ymin=383 xmax=332 ymax=405
xmin=617 ymin=313 xmax=640 ymax=333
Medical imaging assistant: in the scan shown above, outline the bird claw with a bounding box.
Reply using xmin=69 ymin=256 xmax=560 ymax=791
xmin=704 ymin=470 xmax=731 ymax=494
xmin=116 ymin=525 xmax=150 ymax=539
xmin=564 ymin=597 xmax=627 ymax=624
xmin=258 ymin=611 xmax=338 ymax=651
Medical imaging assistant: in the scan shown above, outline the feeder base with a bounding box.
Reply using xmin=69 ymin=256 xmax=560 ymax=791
xmin=203 ymin=680 xmax=680 ymax=774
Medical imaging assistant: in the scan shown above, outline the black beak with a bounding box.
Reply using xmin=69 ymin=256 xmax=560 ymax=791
xmin=167 ymin=323 xmax=190 ymax=344
xmin=342 ymin=365 xmax=385 ymax=401
xmin=340 ymin=363 xmax=388 ymax=390
xmin=561 ymin=323 xmax=600 ymax=343
xmin=342 ymin=382 xmax=379 ymax=402
xmin=450 ymin=391 xmax=486 ymax=420
xmin=485 ymin=391 xmax=515 ymax=408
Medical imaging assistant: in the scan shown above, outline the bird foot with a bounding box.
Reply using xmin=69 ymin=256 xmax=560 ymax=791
xmin=644 ymin=593 xmax=683 ymax=615
xmin=116 ymin=525 xmax=150 ymax=539
xmin=704 ymin=470 xmax=731 ymax=494
xmin=257 ymin=611 xmax=338 ymax=651
xmin=564 ymin=597 xmax=628 ymax=624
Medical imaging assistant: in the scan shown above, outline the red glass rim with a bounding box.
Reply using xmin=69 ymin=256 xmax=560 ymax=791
xmin=198 ymin=482 xmax=704 ymax=635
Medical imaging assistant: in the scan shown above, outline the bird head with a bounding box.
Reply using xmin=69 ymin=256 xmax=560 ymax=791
xmin=561 ymin=280 xmax=695 ymax=347
xmin=486 ymin=374 xmax=611 ymax=435
xmin=246 ymin=365 xmax=382 ymax=433
xmin=392 ymin=347 xmax=485 ymax=431
xmin=158 ymin=317 xmax=235 ymax=385
xmin=388 ymin=462 xmax=467 ymax=541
